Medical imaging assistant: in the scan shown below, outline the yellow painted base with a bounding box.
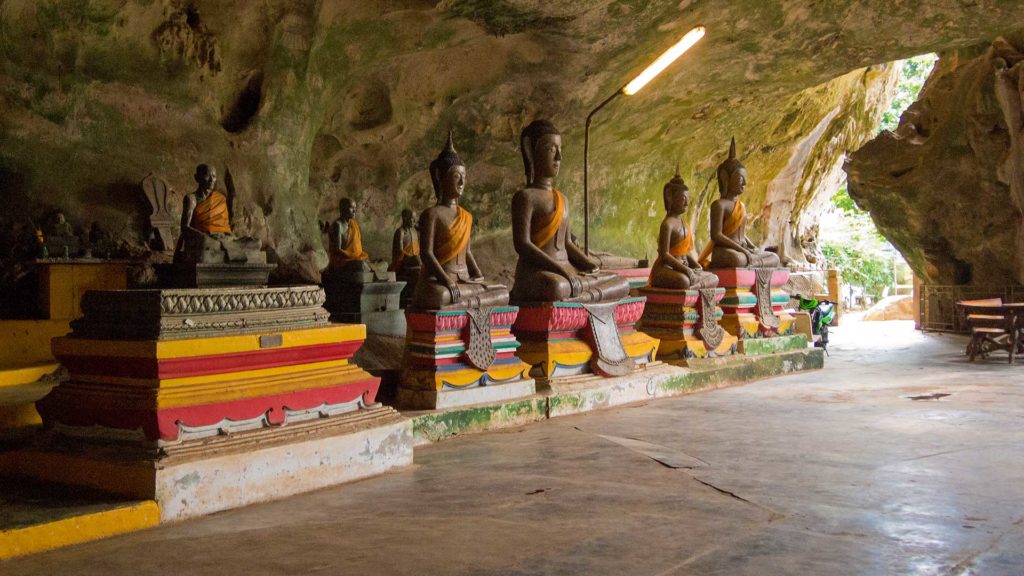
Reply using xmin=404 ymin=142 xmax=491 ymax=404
xmin=655 ymin=333 xmax=739 ymax=359
xmin=53 ymin=323 xmax=365 ymax=361
xmin=0 ymin=362 xmax=59 ymax=432
xmin=776 ymin=312 xmax=796 ymax=336
xmin=0 ymin=363 xmax=60 ymax=389
xmin=518 ymin=332 xmax=659 ymax=378
xmin=721 ymin=313 xmax=760 ymax=339
xmin=0 ymin=320 xmax=69 ymax=369
xmin=0 ymin=500 xmax=160 ymax=560
xmin=37 ymin=261 xmax=130 ymax=320
xmin=405 ymin=360 xmax=532 ymax=391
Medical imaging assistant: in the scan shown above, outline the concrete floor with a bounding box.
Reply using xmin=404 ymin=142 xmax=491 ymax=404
xmin=4 ymin=320 xmax=1024 ymax=575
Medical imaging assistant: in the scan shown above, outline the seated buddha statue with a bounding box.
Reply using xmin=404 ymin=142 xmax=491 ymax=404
xmin=698 ymin=138 xmax=781 ymax=269
xmin=411 ymin=133 xmax=509 ymax=310
xmin=327 ymin=197 xmax=370 ymax=275
xmin=174 ymin=164 xmax=264 ymax=265
xmin=509 ymin=120 xmax=630 ymax=304
xmin=389 ymin=208 xmax=421 ymax=274
xmin=648 ymin=167 xmax=719 ymax=290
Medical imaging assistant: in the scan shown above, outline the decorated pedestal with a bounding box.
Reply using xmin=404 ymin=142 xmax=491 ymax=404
xmin=637 ymin=287 xmax=737 ymax=361
xmin=322 ymin=268 xmax=406 ymax=337
xmin=24 ymin=285 xmax=412 ymax=521
xmin=155 ymin=262 xmax=276 ymax=288
xmin=399 ymin=307 xmax=535 ymax=410
xmin=712 ymin=268 xmax=798 ymax=354
xmin=511 ymin=297 xmax=659 ymax=384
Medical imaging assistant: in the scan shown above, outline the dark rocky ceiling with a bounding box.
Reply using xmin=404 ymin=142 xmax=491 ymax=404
xmin=2 ymin=0 xmax=1023 ymax=285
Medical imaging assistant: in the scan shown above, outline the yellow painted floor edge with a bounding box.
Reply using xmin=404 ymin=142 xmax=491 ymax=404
xmin=0 ymin=500 xmax=160 ymax=560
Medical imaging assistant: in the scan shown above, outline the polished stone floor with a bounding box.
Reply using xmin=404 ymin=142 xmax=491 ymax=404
xmin=4 ymin=320 xmax=1024 ymax=575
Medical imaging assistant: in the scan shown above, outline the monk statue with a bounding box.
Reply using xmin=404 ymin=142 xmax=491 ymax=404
xmin=389 ymin=208 xmax=421 ymax=274
xmin=411 ymin=132 xmax=509 ymax=310
xmin=698 ymin=138 xmax=781 ymax=269
xmin=649 ymin=167 xmax=719 ymax=290
xmin=327 ymin=197 xmax=370 ymax=273
xmin=174 ymin=164 xmax=264 ymax=265
xmin=509 ymin=120 xmax=630 ymax=304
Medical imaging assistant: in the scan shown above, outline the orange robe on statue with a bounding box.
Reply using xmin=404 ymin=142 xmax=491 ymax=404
xmin=532 ymin=189 xmax=566 ymax=248
xmin=653 ymin=225 xmax=694 ymax=271
xmin=192 ymin=191 xmax=232 ymax=234
xmin=435 ymin=207 xmax=472 ymax=266
xmin=389 ymin=234 xmax=420 ymax=272
xmin=697 ymin=200 xmax=745 ymax=268
xmin=330 ymin=218 xmax=369 ymax=267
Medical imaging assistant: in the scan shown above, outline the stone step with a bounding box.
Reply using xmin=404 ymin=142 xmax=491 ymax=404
xmin=0 ymin=476 xmax=159 ymax=560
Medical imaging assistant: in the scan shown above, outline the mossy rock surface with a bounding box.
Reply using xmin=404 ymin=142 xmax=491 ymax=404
xmin=1 ymin=1 xmax=1021 ymax=294
xmin=847 ymin=32 xmax=1024 ymax=287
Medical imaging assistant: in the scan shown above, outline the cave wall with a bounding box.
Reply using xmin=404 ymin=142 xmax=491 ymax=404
xmin=846 ymin=33 xmax=1024 ymax=287
xmin=2 ymin=0 xmax=1023 ymax=294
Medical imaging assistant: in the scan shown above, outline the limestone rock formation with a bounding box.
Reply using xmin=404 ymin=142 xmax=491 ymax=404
xmin=1 ymin=0 xmax=1022 ymax=307
xmin=847 ymin=33 xmax=1024 ymax=286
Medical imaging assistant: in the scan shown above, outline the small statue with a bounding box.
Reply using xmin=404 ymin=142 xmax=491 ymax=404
xmin=88 ymin=222 xmax=116 ymax=259
xmin=411 ymin=132 xmax=509 ymax=310
xmin=698 ymin=138 xmax=781 ymax=269
xmin=509 ymin=120 xmax=630 ymax=304
xmin=327 ymin=197 xmax=370 ymax=271
xmin=389 ymin=208 xmax=421 ymax=274
xmin=174 ymin=164 xmax=264 ymax=264
xmin=649 ymin=167 xmax=719 ymax=290
xmin=42 ymin=211 xmax=80 ymax=258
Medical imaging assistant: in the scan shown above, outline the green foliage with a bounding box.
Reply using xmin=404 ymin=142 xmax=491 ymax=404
xmin=831 ymin=184 xmax=862 ymax=215
xmin=830 ymin=185 xmax=886 ymax=243
xmin=821 ymin=241 xmax=894 ymax=299
xmin=823 ymin=54 xmax=937 ymax=298
xmin=879 ymin=54 xmax=937 ymax=132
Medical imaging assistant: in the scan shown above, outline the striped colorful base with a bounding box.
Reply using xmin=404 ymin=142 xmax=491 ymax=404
xmin=637 ymin=287 xmax=737 ymax=359
xmin=403 ymin=307 xmax=532 ymax=392
xmin=513 ymin=298 xmax=659 ymax=379
xmin=711 ymin=268 xmax=795 ymax=339
xmin=41 ymin=324 xmax=380 ymax=445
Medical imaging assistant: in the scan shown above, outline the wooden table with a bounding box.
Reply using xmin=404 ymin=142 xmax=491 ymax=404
xmin=958 ymin=302 xmax=1024 ymax=364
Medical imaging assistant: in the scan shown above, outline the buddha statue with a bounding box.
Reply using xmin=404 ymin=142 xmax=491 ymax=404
xmin=648 ymin=167 xmax=719 ymax=290
xmin=174 ymin=164 xmax=264 ymax=265
xmin=509 ymin=120 xmax=630 ymax=304
xmin=411 ymin=133 xmax=509 ymax=310
xmin=389 ymin=208 xmax=421 ymax=274
xmin=697 ymin=138 xmax=782 ymax=269
xmin=327 ymin=197 xmax=370 ymax=273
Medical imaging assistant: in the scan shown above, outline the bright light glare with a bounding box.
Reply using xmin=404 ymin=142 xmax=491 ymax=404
xmin=622 ymin=26 xmax=705 ymax=96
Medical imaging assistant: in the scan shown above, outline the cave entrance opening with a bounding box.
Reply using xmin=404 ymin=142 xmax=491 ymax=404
xmin=819 ymin=53 xmax=937 ymax=321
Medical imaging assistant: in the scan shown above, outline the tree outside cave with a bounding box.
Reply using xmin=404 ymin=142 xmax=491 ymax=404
xmin=821 ymin=53 xmax=936 ymax=310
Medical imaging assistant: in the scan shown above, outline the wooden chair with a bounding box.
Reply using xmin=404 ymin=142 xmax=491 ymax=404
xmin=958 ymin=298 xmax=1021 ymax=364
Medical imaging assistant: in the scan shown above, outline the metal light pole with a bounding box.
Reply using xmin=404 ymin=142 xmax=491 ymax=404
xmin=583 ymin=25 xmax=706 ymax=255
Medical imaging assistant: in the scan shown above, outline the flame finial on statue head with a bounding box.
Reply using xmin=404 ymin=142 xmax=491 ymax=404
xmin=663 ymin=161 xmax=689 ymax=210
xmin=430 ymin=130 xmax=465 ymax=198
xmin=716 ymin=136 xmax=746 ymax=196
